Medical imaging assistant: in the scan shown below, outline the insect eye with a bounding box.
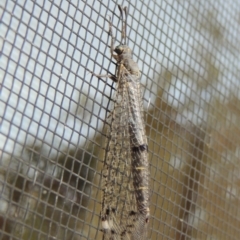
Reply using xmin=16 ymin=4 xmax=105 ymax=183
xmin=115 ymin=47 xmax=123 ymax=55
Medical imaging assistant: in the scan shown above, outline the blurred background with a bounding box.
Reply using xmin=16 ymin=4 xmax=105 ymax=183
xmin=1 ymin=0 xmax=240 ymax=239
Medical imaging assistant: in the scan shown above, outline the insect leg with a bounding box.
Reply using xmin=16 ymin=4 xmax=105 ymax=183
xmin=88 ymin=70 xmax=117 ymax=82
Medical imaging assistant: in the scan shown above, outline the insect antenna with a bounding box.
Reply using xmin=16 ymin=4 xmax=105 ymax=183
xmin=118 ymin=5 xmax=128 ymax=45
xmin=123 ymin=7 xmax=128 ymax=44
xmin=108 ymin=15 xmax=115 ymax=57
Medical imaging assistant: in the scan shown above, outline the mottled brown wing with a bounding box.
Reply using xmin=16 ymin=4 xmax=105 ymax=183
xmin=101 ymin=69 xmax=138 ymax=240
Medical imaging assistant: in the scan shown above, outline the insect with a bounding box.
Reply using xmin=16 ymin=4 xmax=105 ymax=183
xmin=91 ymin=5 xmax=150 ymax=240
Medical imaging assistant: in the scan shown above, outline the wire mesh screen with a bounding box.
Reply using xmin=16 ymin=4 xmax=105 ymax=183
xmin=1 ymin=0 xmax=240 ymax=239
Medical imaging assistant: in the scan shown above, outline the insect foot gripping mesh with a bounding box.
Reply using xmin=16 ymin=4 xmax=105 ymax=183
xmin=91 ymin=5 xmax=150 ymax=240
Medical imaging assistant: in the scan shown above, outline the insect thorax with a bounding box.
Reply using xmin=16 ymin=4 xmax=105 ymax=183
xmin=114 ymin=45 xmax=140 ymax=77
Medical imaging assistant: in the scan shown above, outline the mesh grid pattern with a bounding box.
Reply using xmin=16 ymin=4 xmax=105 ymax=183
xmin=1 ymin=0 xmax=240 ymax=239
